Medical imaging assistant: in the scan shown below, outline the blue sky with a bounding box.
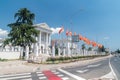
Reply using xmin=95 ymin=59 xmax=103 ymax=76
xmin=0 ymin=0 xmax=120 ymax=51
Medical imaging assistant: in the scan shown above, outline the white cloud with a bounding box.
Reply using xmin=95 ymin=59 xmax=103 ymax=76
xmin=104 ymin=37 xmax=110 ymax=40
xmin=0 ymin=29 xmax=8 ymax=38
xmin=50 ymin=27 xmax=61 ymax=34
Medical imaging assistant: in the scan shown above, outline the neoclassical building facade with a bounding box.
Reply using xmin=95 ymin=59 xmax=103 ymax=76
xmin=33 ymin=23 xmax=52 ymax=57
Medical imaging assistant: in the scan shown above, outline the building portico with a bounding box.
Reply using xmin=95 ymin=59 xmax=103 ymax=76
xmin=33 ymin=23 xmax=52 ymax=57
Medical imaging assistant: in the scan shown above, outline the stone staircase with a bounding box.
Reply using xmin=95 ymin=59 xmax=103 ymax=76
xmin=28 ymin=53 xmax=50 ymax=63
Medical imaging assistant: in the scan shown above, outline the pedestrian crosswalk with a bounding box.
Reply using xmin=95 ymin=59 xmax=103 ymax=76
xmin=0 ymin=73 xmax=32 ymax=80
xmin=0 ymin=70 xmax=70 ymax=80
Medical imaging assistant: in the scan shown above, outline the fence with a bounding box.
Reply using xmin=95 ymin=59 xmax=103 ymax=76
xmin=0 ymin=51 xmax=20 ymax=59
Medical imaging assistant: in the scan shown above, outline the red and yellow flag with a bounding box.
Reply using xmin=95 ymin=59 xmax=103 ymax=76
xmin=59 ymin=27 xmax=64 ymax=34
xmin=66 ymin=30 xmax=69 ymax=36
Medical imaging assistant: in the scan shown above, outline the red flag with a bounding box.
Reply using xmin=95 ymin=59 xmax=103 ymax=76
xmin=66 ymin=30 xmax=69 ymax=36
xmin=91 ymin=41 xmax=97 ymax=47
xmin=98 ymin=44 xmax=102 ymax=48
xmin=59 ymin=27 xmax=64 ymax=34
xmin=99 ymin=44 xmax=103 ymax=48
xmin=86 ymin=39 xmax=91 ymax=45
xmin=79 ymin=35 xmax=83 ymax=40
xmin=69 ymin=31 xmax=72 ymax=36
xmin=83 ymin=37 xmax=87 ymax=42
xmin=83 ymin=37 xmax=90 ymax=45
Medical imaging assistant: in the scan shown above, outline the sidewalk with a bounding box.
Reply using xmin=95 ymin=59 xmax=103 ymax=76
xmin=0 ymin=55 xmax=111 ymax=75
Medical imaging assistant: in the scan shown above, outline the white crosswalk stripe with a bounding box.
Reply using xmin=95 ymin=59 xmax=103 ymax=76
xmin=54 ymin=72 xmax=60 ymax=74
xmin=57 ymin=74 xmax=64 ymax=77
xmin=62 ymin=77 xmax=69 ymax=80
xmin=37 ymin=73 xmax=44 ymax=76
xmin=39 ymin=76 xmax=47 ymax=79
xmin=52 ymin=70 xmax=70 ymax=80
xmin=36 ymin=71 xmax=42 ymax=74
xmin=0 ymin=73 xmax=31 ymax=77
xmin=21 ymin=78 xmax=32 ymax=80
xmin=0 ymin=73 xmax=32 ymax=80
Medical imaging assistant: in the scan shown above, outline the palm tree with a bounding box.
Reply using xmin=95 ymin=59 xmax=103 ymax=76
xmin=3 ymin=38 xmax=11 ymax=47
xmin=98 ymin=45 xmax=105 ymax=52
xmin=116 ymin=49 xmax=120 ymax=53
xmin=14 ymin=8 xmax=35 ymax=25
xmin=4 ymin=8 xmax=39 ymax=60
xmin=88 ymin=47 xmax=92 ymax=51
xmin=81 ymin=44 xmax=86 ymax=56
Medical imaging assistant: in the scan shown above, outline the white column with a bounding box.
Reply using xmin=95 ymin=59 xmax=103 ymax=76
xmin=43 ymin=46 xmax=45 ymax=54
xmin=67 ymin=42 xmax=70 ymax=56
xmin=58 ymin=48 xmax=61 ymax=56
xmin=35 ymin=44 xmax=39 ymax=56
xmin=11 ymin=46 xmax=14 ymax=51
xmin=25 ymin=45 xmax=29 ymax=60
xmin=18 ymin=46 xmax=21 ymax=52
xmin=81 ymin=49 xmax=83 ymax=56
xmin=46 ymin=33 xmax=48 ymax=55
xmin=85 ymin=49 xmax=86 ymax=56
xmin=63 ymin=48 xmax=66 ymax=57
xmin=83 ymin=49 xmax=84 ymax=56
xmin=20 ymin=47 xmax=23 ymax=59
xmin=86 ymin=50 xmax=87 ymax=56
xmin=52 ymin=46 xmax=55 ymax=57
xmin=39 ymin=31 xmax=41 ymax=54
xmin=35 ymin=37 xmax=39 ymax=56
xmin=49 ymin=34 xmax=51 ymax=46
xmin=84 ymin=50 xmax=85 ymax=56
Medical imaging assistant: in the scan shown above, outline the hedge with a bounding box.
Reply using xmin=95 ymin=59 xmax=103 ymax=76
xmin=46 ymin=54 xmax=108 ymax=64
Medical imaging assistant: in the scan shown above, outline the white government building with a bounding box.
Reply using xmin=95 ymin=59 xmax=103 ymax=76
xmin=32 ymin=23 xmax=78 ymax=58
xmin=0 ymin=23 xmax=98 ymax=60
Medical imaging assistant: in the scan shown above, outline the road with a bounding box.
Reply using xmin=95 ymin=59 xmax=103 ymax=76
xmin=0 ymin=56 xmax=119 ymax=80
xmin=58 ymin=57 xmax=113 ymax=80
xmin=110 ymin=56 xmax=120 ymax=80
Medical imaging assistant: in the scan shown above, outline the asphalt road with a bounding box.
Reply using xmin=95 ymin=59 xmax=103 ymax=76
xmin=0 ymin=56 xmax=119 ymax=80
xmin=110 ymin=56 xmax=120 ymax=80
xmin=59 ymin=57 xmax=112 ymax=80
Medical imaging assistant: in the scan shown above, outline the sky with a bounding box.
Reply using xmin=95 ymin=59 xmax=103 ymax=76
xmin=0 ymin=0 xmax=120 ymax=51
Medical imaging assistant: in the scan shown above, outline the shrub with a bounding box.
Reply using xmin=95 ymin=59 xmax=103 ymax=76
xmin=0 ymin=58 xmax=8 ymax=61
xmin=46 ymin=54 xmax=108 ymax=64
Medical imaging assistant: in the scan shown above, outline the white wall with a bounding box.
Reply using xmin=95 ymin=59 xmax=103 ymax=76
xmin=0 ymin=52 xmax=20 ymax=59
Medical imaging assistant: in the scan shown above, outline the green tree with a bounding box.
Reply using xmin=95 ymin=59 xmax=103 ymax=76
xmin=55 ymin=48 xmax=58 ymax=55
xmin=98 ymin=45 xmax=105 ymax=52
xmin=14 ymin=8 xmax=35 ymax=25
xmin=4 ymin=8 xmax=39 ymax=59
xmin=116 ymin=49 xmax=120 ymax=53
xmin=81 ymin=44 xmax=86 ymax=55
xmin=88 ymin=47 xmax=92 ymax=51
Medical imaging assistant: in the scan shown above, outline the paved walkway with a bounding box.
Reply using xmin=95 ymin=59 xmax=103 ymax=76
xmin=0 ymin=55 xmax=111 ymax=75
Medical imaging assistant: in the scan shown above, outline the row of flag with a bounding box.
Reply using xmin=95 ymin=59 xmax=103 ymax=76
xmin=58 ymin=27 xmax=103 ymax=48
